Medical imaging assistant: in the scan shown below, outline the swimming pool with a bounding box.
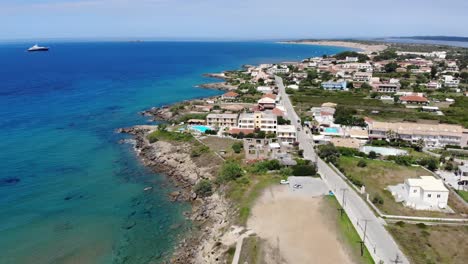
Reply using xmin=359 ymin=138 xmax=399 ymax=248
xmin=360 ymin=146 xmax=408 ymax=156
xmin=324 ymin=127 xmax=339 ymax=133
xmin=191 ymin=125 xmax=213 ymax=133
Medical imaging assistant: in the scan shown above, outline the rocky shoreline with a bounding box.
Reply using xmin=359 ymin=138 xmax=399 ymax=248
xmin=197 ymin=82 xmax=237 ymax=91
xmin=117 ymin=126 xmax=237 ymax=263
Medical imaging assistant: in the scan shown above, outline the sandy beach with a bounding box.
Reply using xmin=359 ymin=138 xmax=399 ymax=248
xmin=282 ymin=40 xmax=387 ymax=54
xmin=247 ymin=185 xmax=356 ymax=264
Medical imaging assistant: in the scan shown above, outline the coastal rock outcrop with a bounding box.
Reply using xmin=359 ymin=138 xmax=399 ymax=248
xmin=119 ymin=126 xmax=234 ymax=263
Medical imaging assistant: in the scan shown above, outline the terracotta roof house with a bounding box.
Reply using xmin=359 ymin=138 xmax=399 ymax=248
xmin=399 ymin=95 xmax=429 ymax=105
xmin=222 ymin=91 xmax=239 ymax=100
xmin=258 ymin=97 xmax=276 ymax=110
xmin=261 ymin=93 xmax=277 ymax=100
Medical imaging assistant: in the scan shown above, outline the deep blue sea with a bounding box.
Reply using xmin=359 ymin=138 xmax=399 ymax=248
xmin=0 ymin=41 xmax=347 ymax=264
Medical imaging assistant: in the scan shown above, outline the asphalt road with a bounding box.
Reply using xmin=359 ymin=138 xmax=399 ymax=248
xmin=276 ymin=76 xmax=410 ymax=264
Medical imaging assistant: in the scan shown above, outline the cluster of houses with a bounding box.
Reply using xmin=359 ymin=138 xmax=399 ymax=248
xmin=204 ymin=92 xmax=297 ymax=147
xmin=184 ymin=47 xmax=468 ymax=212
xmin=308 ymin=102 xmax=468 ymax=150
xmin=274 ymin=50 xmax=464 ymax=95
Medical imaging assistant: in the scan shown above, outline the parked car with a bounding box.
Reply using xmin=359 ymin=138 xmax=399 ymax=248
xmin=293 ymin=184 xmax=303 ymax=189
xmin=280 ymin=179 xmax=289 ymax=185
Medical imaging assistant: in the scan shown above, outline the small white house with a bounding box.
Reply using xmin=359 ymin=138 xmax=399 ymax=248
xmin=257 ymin=86 xmax=273 ymax=93
xmin=388 ymin=176 xmax=449 ymax=210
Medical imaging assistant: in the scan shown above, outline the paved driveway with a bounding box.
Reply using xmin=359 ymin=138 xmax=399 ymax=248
xmin=288 ymin=176 xmax=329 ymax=196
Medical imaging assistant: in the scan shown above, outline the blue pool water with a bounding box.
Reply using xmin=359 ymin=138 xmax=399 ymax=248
xmin=324 ymin=127 xmax=339 ymax=133
xmin=0 ymin=41 xmax=349 ymax=263
xmin=191 ymin=125 xmax=213 ymax=133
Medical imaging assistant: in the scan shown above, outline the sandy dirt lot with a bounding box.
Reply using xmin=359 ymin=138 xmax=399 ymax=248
xmin=247 ymin=185 xmax=356 ymax=264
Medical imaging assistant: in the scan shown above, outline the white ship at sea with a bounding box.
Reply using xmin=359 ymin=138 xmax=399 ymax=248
xmin=27 ymin=44 xmax=49 ymax=52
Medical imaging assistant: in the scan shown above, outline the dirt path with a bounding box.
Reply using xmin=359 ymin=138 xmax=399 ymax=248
xmin=247 ymin=185 xmax=356 ymax=264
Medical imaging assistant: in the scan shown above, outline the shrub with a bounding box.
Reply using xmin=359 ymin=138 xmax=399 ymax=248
xmin=317 ymin=144 xmax=340 ymax=164
xmin=372 ymin=194 xmax=384 ymax=205
xmin=147 ymin=133 xmax=159 ymax=143
xmin=232 ymin=142 xmax=243 ymax=154
xmin=194 ymin=179 xmax=213 ymax=197
xmin=191 ymin=145 xmax=209 ymax=157
xmin=416 ymin=223 xmax=427 ymax=229
xmin=368 ymin=151 xmax=377 ymax=159
xmin=395 ymin=221 xmax=405 ymax=227
xmin=292 ymin=164 xmax=317 ymax=176
xmin=217 ymin=162 xmax=244 ymax=183
xmin=249 ymin=159 xmax=283 ymax=173
xmin=357 ymin=160 xmax=367 ymax=168
xmin=298 ymin=149 xmax=304 ymax=157
xmin=204 ymin=129 xmax=217 ymax=135
xmin=280 ymin=167 xmax=293 ymax=177
xmin=418 ymin=157 xmax=438 ymax=171
xmin=349 ymin=176 xmax=363 ymax=187
xmin=338 ymin=147 xmax=361 ymax=157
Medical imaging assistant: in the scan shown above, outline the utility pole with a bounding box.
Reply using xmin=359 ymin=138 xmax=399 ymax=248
xmin=340 ymin=188 xmax=348 ymax=207
xmin=362 ymin=219 xmax=371 ymax=243
xmin=390 ymin=254 xmax=403 ymax=264
xmin=358 ymin=219 xmax=371 ymax=256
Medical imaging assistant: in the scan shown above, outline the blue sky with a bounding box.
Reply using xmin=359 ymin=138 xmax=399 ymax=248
xmin=1 ymin=0 xmax=467 ymax=40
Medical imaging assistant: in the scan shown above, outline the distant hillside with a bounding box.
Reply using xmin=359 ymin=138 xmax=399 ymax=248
xmin=395 ymin=36 xmax=468 ymax=42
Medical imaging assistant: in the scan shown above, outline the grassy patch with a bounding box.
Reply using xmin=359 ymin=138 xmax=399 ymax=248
xmin=147 ymin=130 xmax=193 ymax=143
xmin=455 ymin=190 xmax=468 ymax=203
xmin=290 ymin=89 xmax=468 ymax=127
xmin=226 ymin=171 xmax=280 ymax=226
xmin=324 ymin=196 xmax=375 ymax=264
xmin=337 ymin=156 xmax=452 ymax=217
xmin=388 ymin=223 xmax=468 ymax=264
xmin=199 ymin=136 xmax=244 ymax=160
xmin=238 ymin=235 xmax=264 ymax=264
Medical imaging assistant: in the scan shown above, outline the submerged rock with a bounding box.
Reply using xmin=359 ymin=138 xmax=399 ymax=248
xmin=0 ymin=177 xmax=21 ymax=187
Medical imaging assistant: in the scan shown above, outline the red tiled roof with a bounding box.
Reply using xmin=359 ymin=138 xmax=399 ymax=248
xmin=223 ymin=91 xmax=239 ymax=97
xmin=400 ymin=95 xmax=428 ymax=102
xmin=272 ymin=107 xmax=284 ymax=117
xmin=228 ymin=128 xmax=255 ymax=135
xmin=262 ymin=93 xmax=277 ymax=100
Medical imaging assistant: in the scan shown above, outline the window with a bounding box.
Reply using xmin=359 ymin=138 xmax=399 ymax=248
xmin=427 ymin=194 xmax=432 ymax=198
xmin=413 ymin=189 xmax=417 ymax=193
xmin=437 ymin=194 xmax=441 ymax=198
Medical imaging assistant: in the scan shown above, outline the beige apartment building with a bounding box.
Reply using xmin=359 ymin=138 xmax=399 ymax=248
xmin=238 ymin=111 xmax=277 ymax=133
xmin=206 ymin=113 xmax=238 ymax=128
xmin=368 ymin=121 xmax=468 ymax=148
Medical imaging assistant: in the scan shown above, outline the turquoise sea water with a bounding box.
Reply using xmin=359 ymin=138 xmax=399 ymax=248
xmin=0 ymin=41 xmax=348 ymax=263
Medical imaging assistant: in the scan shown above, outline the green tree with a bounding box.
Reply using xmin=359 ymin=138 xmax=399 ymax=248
xmin=430 ymin=66 xmax=438 ymax=79
xmin=357 ymin=160 xmax=367 ymax=167
xmin=384 ymin=62 xmax=399 ymax=73
xmin=194 ymin=179 xmax=213 ymax=197
xmin=232 ymin=142 xmax=243 ymax=154
xmin=217 ymin=162 xmax=244 ymax=182
xmin=317 ymin=144 xmax=340 ymax=164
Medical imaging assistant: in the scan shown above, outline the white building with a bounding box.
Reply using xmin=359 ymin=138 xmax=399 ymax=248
xmin=267 ymin=65 xmax=290 ymax=75
xmin=206 ymin=113 xmax=239 ymax=128
xmin=345 ymin=56 xmax=359 ymax=62
xmin=396 ymin=51 xmax=447 ymax=59
xmin=388 ymin=176 xmax=449 ymax=210
xmin=257 ymin=86 xmax=273 ymax=93
xmin=238 ymin=112 xmax=277 ymax=133
xmin=443 ymin=75 xmax=460 ymax=88
xmin=353 ymin=72 xmax=373 ymax=82
xmin=287 ymin=84 xmax=299 ymax=90
xmin=342 ymin=63 xmax=373 ymax=71
xmin=276 ymin=125 xmax=297 ymax=145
